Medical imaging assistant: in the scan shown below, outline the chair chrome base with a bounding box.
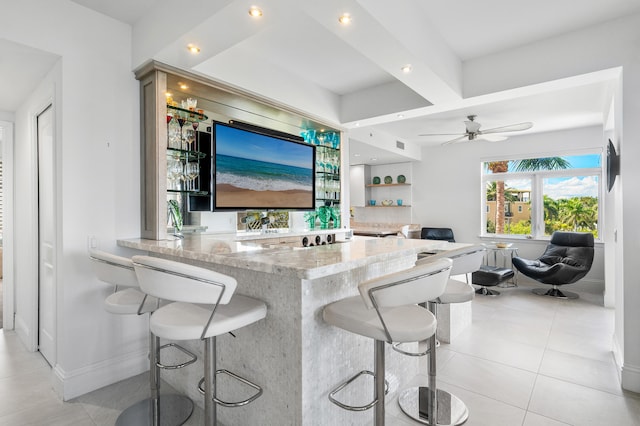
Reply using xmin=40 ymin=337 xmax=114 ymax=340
xmin=115 ymin=394 xmax=193 ymax=426
xmin=532 ymin=287 xmax=579 ymax=299
xmin=475 ymin=287 xmax=500 ymax=296
xmin=398 ymin=386 xmax=469 ymax=425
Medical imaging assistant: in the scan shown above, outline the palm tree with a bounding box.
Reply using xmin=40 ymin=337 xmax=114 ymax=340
xmin=560 ymin=198 xmax=597 ymax=231
xmin=486 ymin=157 xmax=570 ymax=234
xmin=486 ymin=161 xmax=509 ymax=233
xmin=543 ymin=195 xmax=560 ymax=234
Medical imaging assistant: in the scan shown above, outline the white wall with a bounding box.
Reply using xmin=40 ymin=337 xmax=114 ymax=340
xmin=1 ymin=1 xmax=147 ymax=399
xmin=454 ymin=13 xmax=640 ymax=392
xmin=0 ymin=111 xmax=14 ymax=121
xmin=413 ymin=126 xmax=606 ymax=288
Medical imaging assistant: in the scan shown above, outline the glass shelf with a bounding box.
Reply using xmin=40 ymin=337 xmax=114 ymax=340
xmin=167 ymin=105 xmax=208 ymax=123
xmin=167 ymin=147 xmax=207 ymax=160
xmin=167 ymin=189 xmax=209 ymax=196
xmin=317 ymin=171 xmax=340 ymax=179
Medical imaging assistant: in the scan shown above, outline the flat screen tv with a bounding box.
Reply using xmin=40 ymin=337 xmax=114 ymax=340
xmin=607 ymin=139 xmax=620 ymax=192
xmin=212 ymin=121 xmax=316 ymax=211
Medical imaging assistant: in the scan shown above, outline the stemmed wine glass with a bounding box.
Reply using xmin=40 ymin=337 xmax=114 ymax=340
xmin=191 ymin=116 xmax=200 ymax=151
xmin=175 ymin=108 xmax=187 ymax=150
xmin=183 ymin=129 xmax=195 ymax=152
xmin=166 ymin=110 xmax=174 ymax=148
xmin=173 ymin=159 xmax=186 ymax=190
xmin=185 ymin=162 xmax=200 ymax=191
xmin=167 ymin=157 xmax=177 ymax=190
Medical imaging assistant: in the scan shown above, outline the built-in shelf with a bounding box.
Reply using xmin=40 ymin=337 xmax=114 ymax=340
xmin=366 ymin=183 xmax=411 ymax=187
xmin=366 ymin=205 xmax=411 ymax=208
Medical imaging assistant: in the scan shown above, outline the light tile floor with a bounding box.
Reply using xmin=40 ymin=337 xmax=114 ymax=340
xmin=1 ymin=282 xmax=639 ymax=425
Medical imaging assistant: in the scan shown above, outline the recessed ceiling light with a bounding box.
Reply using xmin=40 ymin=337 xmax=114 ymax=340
xmin=401 ymin=64 xmax=412 ymax=73
xmin=354 ymin=153 xmax=361 ymax=157
xmin=355 ymin=122 xmax=360 ymax=127
xmin=249 ymin=6 xmax=263 ymax=17
xmin=370 ymin=157 xmax=377 ymax=162
xmin=338 ymin=13 xmax=352 ymax=25
xmin=397 ymin=114 xmax=404 ymax=118
xmin=179 ymin=83 xmax=188 ymax=90
xmin=187 ymin=44 xmax=200 ymax=54
xmin=165 ymin=92 xmax=173 ymax=98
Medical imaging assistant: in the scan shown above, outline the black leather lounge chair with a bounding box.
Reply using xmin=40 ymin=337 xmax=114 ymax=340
xmin=512 ymin=231 xmax=594 ymax=299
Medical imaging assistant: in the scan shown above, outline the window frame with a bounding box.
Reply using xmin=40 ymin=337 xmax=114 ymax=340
xmin=481 ymin=154 xmax=602 ymax=242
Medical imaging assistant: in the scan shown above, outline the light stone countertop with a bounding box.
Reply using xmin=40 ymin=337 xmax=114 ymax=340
xmin=118 ymin=233 xmax=464 ymax=280
xmin=117 ymin=232 xmax=470 ymax=425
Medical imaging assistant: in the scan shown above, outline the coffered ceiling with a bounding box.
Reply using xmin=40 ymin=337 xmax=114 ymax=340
xmin=3 ymin=1 xmax=639 ymax=164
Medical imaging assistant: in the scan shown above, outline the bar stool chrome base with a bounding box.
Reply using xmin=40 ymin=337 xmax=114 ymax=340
xmin=115 ymin=394 xmax=193 ymax=426
xmin=398 ymin=386 xmax=468 ymax=426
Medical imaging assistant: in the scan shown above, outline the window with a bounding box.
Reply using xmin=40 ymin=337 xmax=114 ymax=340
xmin=482 ymin=154 xmax=601 ymax=240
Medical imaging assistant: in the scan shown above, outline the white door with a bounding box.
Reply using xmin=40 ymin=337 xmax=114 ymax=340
xmin=37 ymin=105 xmax=55 ymax=365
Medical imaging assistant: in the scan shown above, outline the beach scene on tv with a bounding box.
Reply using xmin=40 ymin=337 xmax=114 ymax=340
xmin=214 ymin=124 xmax=315 ymax=209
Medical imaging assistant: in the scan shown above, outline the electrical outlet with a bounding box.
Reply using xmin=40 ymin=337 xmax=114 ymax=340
xmin=88 ymin=235 xmax=98 ymax=249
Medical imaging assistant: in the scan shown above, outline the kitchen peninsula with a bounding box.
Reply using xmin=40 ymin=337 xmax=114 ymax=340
xmin=118 ymin=233 xmax=465 ymax=425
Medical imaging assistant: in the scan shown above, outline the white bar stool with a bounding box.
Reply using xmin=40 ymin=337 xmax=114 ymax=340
xmin=397 ymin=245 xmax=485 ymax=426
xmin=89 ymin=249 xmax=194 ymax=426
xmin=323 ymin=257 xmax=453 ymax=426
xmin=132 ymin=255 xmax=267 ymax=426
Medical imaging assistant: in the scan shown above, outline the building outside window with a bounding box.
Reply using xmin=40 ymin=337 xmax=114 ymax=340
xmin=482 ymin=153 xmax=601 ymax=240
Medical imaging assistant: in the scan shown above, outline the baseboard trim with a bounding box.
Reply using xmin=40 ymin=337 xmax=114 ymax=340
xmin=52 ymin=348 xmax=149 ymax=401
xmin=621 ymin=362 xmax=640 ymax=394
xmin=13 ymin=314 xmax=36 ymax=351
xmin=612 ymin=331 xmax=624 ymax=383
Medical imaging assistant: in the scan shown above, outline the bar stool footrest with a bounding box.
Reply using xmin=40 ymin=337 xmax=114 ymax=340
xmin=392 ymin=341 xmax=432 ymax=357
xmin=198 ymin=369 xmax=263 ymax=407
xmin=156 ymin=343 xmax=198 ymax=370
xmin=328 ymin=370 xmax=389 ymax=412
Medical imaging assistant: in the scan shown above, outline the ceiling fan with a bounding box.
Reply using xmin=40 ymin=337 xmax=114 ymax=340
xmin=419 ymin=115 xmax=533 ymax=145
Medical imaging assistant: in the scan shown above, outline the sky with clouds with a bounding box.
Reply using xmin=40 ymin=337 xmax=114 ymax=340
xmin=489 ymin=154 xmax=600 ymax=200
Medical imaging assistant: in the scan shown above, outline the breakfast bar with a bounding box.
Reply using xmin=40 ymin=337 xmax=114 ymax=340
xmin=118 ymin=233 xmax=465 ymax=425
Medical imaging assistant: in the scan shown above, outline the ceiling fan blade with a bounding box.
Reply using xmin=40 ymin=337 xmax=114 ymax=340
xmin=441 ymin=135 xmax=469 ymax=146
xmin=480 ymin=122 xmax=533 ymax=134
xmin=480 ymin=134 xmax=508 ymax=142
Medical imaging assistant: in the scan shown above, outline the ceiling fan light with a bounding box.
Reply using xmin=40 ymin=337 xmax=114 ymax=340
xmin=465 ymin=121 xmax=481 ymax=133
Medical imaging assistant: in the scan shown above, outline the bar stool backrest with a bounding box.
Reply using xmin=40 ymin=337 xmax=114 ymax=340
xmin=89 ymin=249 xmax=138 ymax=288
xmin=132 ymin=255 xmax=237 ymax=305
xmin=419 ymin=245 xmax=486 ymax=276
xmin=358 ymin=258 xmax=452 ymax=310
